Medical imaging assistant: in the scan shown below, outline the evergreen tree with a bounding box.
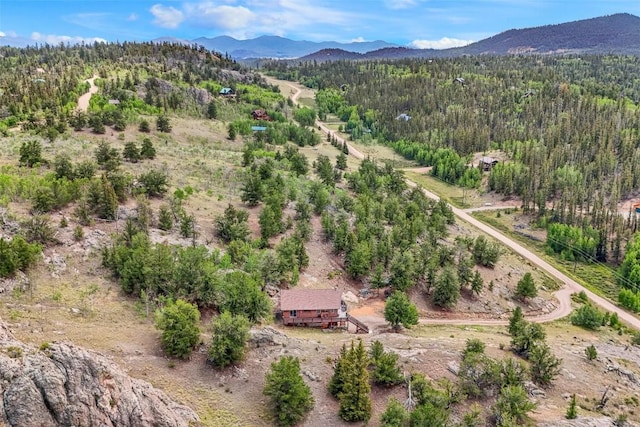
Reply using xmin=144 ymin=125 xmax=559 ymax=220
xmin=585 ymin=344 xmax=597 ymax=361
xmin=380 ymin=398 xmax=410 ymax=427
xmin=140 ymin=137 xmax=156 ymax=159
xmin=528 ymin=343 xmax=562 ymax=387
xmin=156 ymin=114 xmax=171 ymax=132
xmin=329 ymin=344 xmax=348 ymax=398
xmin=215 ymin=204 xmax=250 ymax=243
xmin=208 ymin=311 xmax=250 ymax=368
xmin=515 ymin=272 xmax=537 ymax=301
xmin=470 ymin=270 xmax=484 ymax=297
xmin=565 ymin=394 xmax=578 ymax=419
xmin=263 ymin=356 xmax=314 ymax=427
xmin=138 ymin=119 xmax=150 ymax=133
xmin=98 ymin=174 xmax=119 ymax=220
xmin=384 ymin=291 xmax=419 ymax=331
xmin=433 ymin=266 xmax=461 ymax=308
xmin=493 ymin=385 xmax=536 ymax=425
xmin=158 ymin=204 xmax=173 ymax=231
xmin=240 ymin=171 xmax=264 ymax=206
xmin=123 ymin=141 xmax=141 ymax=163
xmin=337 ymin=340 xmax=372 ymax=422
xmin=154 ymin=299 xmax=200 ymax=359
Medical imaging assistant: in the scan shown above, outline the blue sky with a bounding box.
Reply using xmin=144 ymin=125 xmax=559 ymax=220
xmin=1 ymin=0 xmax=640 ymax=48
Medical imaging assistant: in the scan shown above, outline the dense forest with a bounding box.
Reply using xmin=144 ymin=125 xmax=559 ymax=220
xmin=263 ymin=56 xmax=640 ymax=277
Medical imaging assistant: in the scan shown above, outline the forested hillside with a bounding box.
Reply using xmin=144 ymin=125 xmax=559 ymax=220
xmin=264 ymin=56 xmax=640 ymax=271
xmin=2 ymin=39 xmax=640 ymax=426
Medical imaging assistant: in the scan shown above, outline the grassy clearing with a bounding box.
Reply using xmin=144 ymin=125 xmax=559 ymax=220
xmin=403 ymin=170 xmax=470 ymax=206
xmin=472 ymin=211 xmax=620 ymax=300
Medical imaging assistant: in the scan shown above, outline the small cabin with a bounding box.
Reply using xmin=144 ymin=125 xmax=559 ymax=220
xmin=251 ymin=109 xmax=271 ymax=121
xmin=108 ymin=99 xmax=120 ymax=105
xmin=479 ymin=156 xmax=499 ymax=171
xmin=395 ymin=113 xmax=411 ymax=121
xmin=280 ymin=289 xmax=347 ymax=329
xmin=219 ymin=87 xmax=235 ymax=97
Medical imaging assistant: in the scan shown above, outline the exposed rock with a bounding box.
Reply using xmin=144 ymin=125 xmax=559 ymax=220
xmin=606 ymin=362 xmax=640 ymax=386
xmin=524 ymin=380 xmax=546 ymax=398
xmin=0 ymin=321 xmax=198 ymax=427
xmin=0 ymin=271 xmax=30 ymax=295
xmin=537 ymin=417 xmax=633 ymax=427
xmin=303 ymin=370 xmax=320 ymax=382
xmin=342 ymin=291 xmax=358 ymax=304
xmin=248 ymin=326 xmax=288 ymax=348
xmin=447 ymin=361 xmax=460 ymax=376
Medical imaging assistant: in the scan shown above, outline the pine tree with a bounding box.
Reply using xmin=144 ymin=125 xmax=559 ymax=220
xmin=585 ymin=344 xmax=597 ymax=361
xmin=433 ymin=266 xmax=461 ymax=308
xmin=263 ymin=356 xmax=314 ymax=427
xmin=565 ymin=394 xmax=578 ymax=419
xmin=158 ymin=204 xmax=173 ymax=231
xmin=337 ymin=340 xmax=372 ymax=422
xmin=123 ymin=141 xmax=141 ymax=163
xmin=471 ymin=270 xmax=484 ymax=297
xmin=329 ymin=344 xmax=348 ymax=398
xmin=384 ymin=291 xmax=418 ymax=331
xmin=140 ymin=137 xmax=156 ymax=159
xmin=515 ymin=272 xmax=537 ymax=301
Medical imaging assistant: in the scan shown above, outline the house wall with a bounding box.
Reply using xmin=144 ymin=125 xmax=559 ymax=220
xmin=282 ymin=309 xmax=345 ymax=328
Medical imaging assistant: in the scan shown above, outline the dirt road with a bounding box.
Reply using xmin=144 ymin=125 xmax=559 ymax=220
xmin=76 ymin=75 xmax=99 ymax=112
xmin=278 ymin=78 xmax=640 ymax=330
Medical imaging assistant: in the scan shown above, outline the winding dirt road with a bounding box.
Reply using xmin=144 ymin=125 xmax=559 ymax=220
xmin=76 ymin=75 xmax=99 ymax=112
xmin=278 ymin=78 xmax=640 ymax=329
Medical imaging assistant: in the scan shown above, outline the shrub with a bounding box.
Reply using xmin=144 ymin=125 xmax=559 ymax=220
xmin=154 ymin=299 xmax=200 ymax=359
xmin=138 ymin=169 xmax=169 ymax=197
xmin=571 ymin=304 xmax=603 ymax=330
xmin=208 ymin=311 xmax=250 ymax=368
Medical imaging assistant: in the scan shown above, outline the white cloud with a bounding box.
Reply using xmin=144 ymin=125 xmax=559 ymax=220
xmin=31 ymin=32 xmax=107 ymax=45
xmin=384 ymin=0 xmax=418 ymax=9
xmin=150 ymin=4 xmax=185 ymax=29
xmin=351 ymin=37 xmax=366 ymax=43
xmin=127 ymin=13 xmax=139 ymax=22
xmin=184 ymin=3 xmax=255 ymax=30
xmin=409 ymin=37 xmax=474 ymax=49
xmin=0 ymin=32 xmax=5 ymax=38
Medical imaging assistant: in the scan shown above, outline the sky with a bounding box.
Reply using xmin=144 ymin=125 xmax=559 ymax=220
xmin=1 ymin=0 xmax=640 ymax=49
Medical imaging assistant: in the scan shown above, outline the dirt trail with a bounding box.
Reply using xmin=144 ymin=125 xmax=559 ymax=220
xmin=76 ymin=75 xmax=99 ymax=112
xmin=276 ymin=78 xmax=640 ymax=330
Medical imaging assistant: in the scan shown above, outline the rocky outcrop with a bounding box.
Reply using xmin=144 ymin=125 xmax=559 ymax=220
xmin=537 ymin=417 xmax=636 ymax=427
xmin=0 ymin=322 xmax=198 ymax=427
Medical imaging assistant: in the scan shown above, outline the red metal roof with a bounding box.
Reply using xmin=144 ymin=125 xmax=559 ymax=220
xmin=280 ymin=289 xmax=342 ymax=311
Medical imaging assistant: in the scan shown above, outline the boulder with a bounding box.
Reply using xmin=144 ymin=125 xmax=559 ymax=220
xmin=248 ymin=326 xmax=288 ymax=348
xmin=0 ymin=321 xmax=198 ymax=427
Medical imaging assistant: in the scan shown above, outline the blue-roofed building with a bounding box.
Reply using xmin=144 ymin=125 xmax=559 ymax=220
xmin=219 ymin=87 xmax=234 ymax=96
xmin=251 ymin=126 xmax=267 ymax=132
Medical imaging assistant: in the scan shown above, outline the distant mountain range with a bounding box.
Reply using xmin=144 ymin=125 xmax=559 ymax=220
xmin=188 ymin=35 xmax=399 ymax=59
xmin=295 ymin=13 xmax=640 ymax=62
xmin=2 ymin=13 xmax=639 ymax=60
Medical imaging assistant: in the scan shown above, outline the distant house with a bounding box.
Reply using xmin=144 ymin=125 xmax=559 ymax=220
xmin=395 ymin=113 xmax=411 ymax=121
xmin=522 ymin=89 xmax=535 ymax=98
xmin=251 ymin=126 xmax=267 ymax=132
xmin=108 ymin=99 xmax=120 ymax=105
xmin=454 ymin=77 xmax=466 ymax=86
xmin=251 ymin=109 xmax=271 ymax=121
xmin=219 ymin=87 xmax=234 ymax=96
xmin=280 ymin=289 xmax=347 ymax=329
xmin=479 ymin=156 xmax=499 ymax=171
xmin=279 ymin=289 xmax=369 ymax=333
